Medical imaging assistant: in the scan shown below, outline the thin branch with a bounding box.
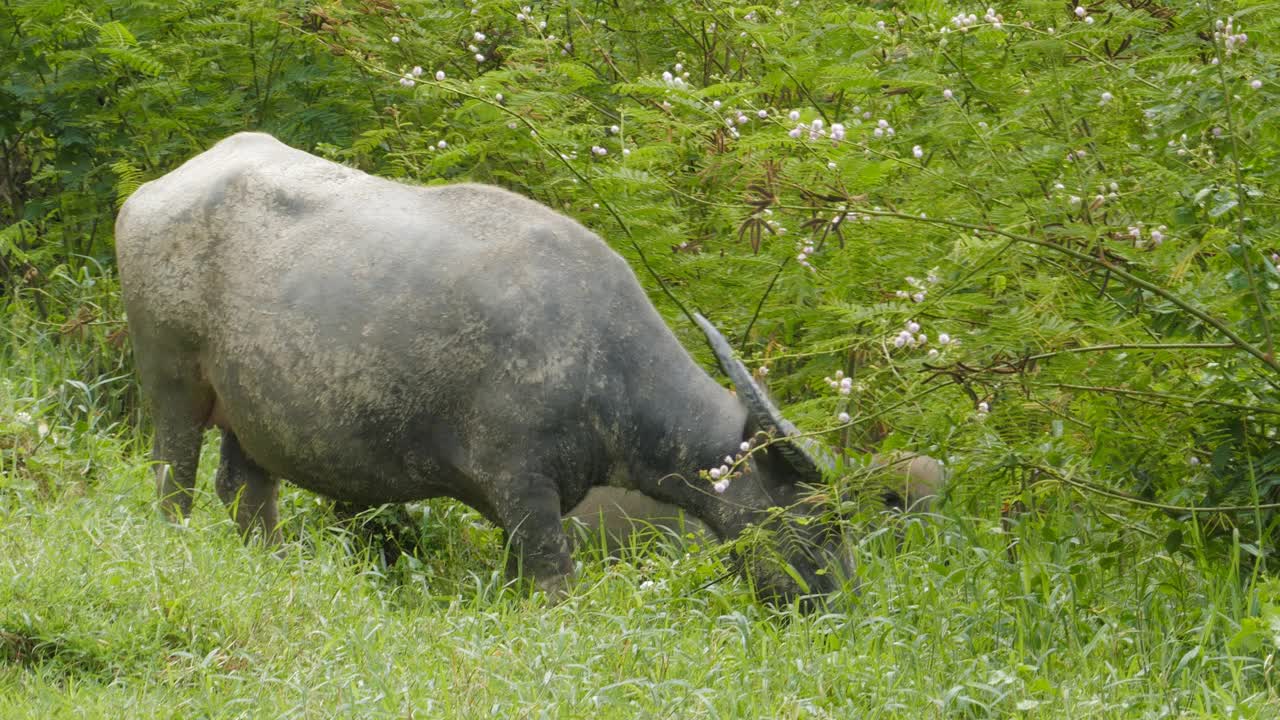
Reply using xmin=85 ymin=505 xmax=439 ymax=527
xmin=1039 ymin=465 xmax=1280 ymax=514
xmin=1207 ymin=0 xmax=1274 ymax=360
xmin=860 ymin=210 xmax=1280 ymax=376
xmin=1034 ymin=381 xmax=1280 ymax=416
xmin=1025 ymin=342 xmax=1236 ymax=362
xmin=740 ymin=257 xmax=790 ymax=353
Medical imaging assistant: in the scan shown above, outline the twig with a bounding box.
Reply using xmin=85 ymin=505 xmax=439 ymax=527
xmin=1024 ymin=342 xmax=1236 ymax=361
xmin=860 ymin=210 xmax=1280 ymax=376
xmin=740 ymin=257 xmax=790 ymax=352
xmin=1039 ymin=465 xmax=1280 ymax=514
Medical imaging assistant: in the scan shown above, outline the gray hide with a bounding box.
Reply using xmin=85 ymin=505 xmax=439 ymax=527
xmin=567 ymin=451 xmax=946 ymax=554
xmin=565 ymin=488 xmax=712 ymax=553
xmin=117 ymin=132 xmax=853 ymax=606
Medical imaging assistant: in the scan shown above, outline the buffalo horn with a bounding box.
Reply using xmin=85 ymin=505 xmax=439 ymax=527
xmin=693 ymin=313 xmax=825 ymax=482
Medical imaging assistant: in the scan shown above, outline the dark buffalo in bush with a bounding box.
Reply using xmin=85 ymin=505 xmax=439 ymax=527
xmin=117 ymin=132 xmax=909 ymax=605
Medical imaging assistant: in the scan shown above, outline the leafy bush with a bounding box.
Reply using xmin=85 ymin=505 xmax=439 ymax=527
xmin=6 ymin=0 xmax=1280 ymax=534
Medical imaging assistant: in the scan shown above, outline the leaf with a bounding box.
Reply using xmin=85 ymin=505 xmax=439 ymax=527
xmin=97 ymin=20 xmax=137 ymax=47
xmin=1174 ymin=646 xmax=1200 ymax=674
xmin=1208 ymin=199 xmax=1238 ymax=218
xmin=110 ymin=159 xmax=144 ymax=207
xmin=1228 ymin=617 xmax=1264 ymax=652
xmin=553 ymin=62 xmax=601 ymax=90
xmin=99 ymin=46 xmax=164 ymax=77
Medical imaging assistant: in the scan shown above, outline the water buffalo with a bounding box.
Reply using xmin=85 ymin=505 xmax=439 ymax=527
xmin=116 ymin=132 xmax=899 ymax=605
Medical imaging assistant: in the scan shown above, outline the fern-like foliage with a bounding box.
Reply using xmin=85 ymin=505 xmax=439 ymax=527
xmin=109 ymin=159 xmax=144 ymax=208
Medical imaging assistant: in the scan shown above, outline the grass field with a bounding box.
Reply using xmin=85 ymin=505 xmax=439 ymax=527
xmin=2 ymin=379 xmax=1274 ymax=718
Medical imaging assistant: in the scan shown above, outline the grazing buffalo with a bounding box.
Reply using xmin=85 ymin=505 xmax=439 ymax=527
xmin=116 ymin=132 xmax=932 ymax=605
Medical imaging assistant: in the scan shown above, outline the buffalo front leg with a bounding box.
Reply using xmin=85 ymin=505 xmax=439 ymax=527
xmin=493 ymin=474 xmax=575 ymax=600
xmin=215 ymin=429 xmax=281 ymax=544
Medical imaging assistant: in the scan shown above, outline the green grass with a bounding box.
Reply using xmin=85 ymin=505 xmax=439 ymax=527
xmin=2 ymin=418 xmax=1275 ymax=718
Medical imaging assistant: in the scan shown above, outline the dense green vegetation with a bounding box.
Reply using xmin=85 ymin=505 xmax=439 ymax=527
xmin=4 ymin=0 xmax=1280 ymax=715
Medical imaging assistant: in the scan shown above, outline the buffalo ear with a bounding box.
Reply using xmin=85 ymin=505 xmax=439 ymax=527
xmin=693 ymin=313 xmax=826 ymax=484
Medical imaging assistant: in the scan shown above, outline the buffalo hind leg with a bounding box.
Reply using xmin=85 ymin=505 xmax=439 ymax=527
xmin=494 ymin=474 xmax=575 ymax=600
xmin=149 ymin=380 xmax=210 ymax=524
xmin=215 ymin=429 xmax=281 ymax=544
